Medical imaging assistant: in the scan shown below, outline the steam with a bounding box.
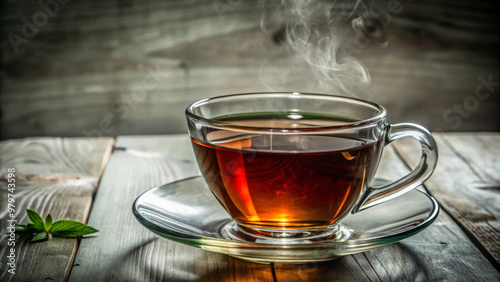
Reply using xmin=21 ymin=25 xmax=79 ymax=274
xmin=260 ymin=0 xmax=381 ymax=99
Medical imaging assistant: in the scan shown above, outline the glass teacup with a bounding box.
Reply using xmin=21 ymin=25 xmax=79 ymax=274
xmin=186 ymin=93 xmax=437 ymax=243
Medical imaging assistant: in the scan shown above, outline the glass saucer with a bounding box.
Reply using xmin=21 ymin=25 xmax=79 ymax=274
xmin=133 ymin=176 xmax=439 ymax=264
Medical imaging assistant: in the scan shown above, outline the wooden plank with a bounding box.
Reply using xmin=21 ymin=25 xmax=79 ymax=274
xmin=274 ymin=143 xmax=499 ymax=281
xmin=0 ymin=0 xmax=276 ymax=140
xmin=440 ymin=133 xmax=500 ymax=183
xmin=0 ymin=137 xmax=114 ymax=281
xmin=69 ymin=135 xmax=275 ymax=281
xmin=393 ymin=132 xmax=500 ymax=267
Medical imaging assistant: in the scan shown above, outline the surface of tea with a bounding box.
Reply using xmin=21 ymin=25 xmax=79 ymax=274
xmin=192 ymin=113 xmax=384 ymax=230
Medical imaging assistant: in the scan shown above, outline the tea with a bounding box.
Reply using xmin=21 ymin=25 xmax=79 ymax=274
xmin=192 ymin=113 xmax=384 ymax=230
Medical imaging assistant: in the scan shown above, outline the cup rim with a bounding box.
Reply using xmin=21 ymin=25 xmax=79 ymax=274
xmin=186 ymin=92 xmax=387 ymax=132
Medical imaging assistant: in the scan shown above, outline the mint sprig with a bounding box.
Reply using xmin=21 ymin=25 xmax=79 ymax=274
xmin=15 ymin=209 xmax=98 ymax=242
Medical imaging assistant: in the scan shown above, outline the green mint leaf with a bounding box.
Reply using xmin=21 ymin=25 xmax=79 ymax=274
xmin=26 ymin=223 xmax=40 ymax=232
xmin=13 ymin=226 xmax=28 ymax=233
xmin=15 ymin=225 xmax=37 ymax=237
xmin=45 ymin=214 xmax=53 ymax=232
xmin=26 ymin=209 xmax=45 ymax=231
xmin=31 ymin=232 xmax=48 ymax=242
xmin=16 ymin=210 xmax=99 ymax=242
xmin=15 ymin=228 xmax=31 ymax=234
xmin=51 ymin=220 xmax=98 ymax=237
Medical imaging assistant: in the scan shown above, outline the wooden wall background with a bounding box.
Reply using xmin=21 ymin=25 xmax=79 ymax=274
xmin=1 ymin=0 xmax=499 ymax=140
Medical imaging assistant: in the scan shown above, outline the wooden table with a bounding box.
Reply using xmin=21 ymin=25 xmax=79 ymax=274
xmin=1 ymin=133 xmax=499 ymax=281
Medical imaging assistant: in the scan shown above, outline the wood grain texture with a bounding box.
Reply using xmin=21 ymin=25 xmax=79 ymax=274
xmin=72 ymin=134 xmax=499 ymax=281
xmin=273 ymin=143 xmax=499 ymax=281
xmin=69 ymin=135 xmax=275 ymax=281
xmin=0 ymin=137 xmax=114 ymax=281
xmin=393 ymin=132 xmax=500 ymax=267
xmin=1 ymin=0 xmax=499 ymax=140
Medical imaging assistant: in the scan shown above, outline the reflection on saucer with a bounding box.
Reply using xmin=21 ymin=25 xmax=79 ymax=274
xmin=133 ymin=177 xmax=439 ymax=264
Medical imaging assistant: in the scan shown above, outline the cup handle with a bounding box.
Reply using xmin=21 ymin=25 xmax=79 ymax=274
xmin=353 ymin=123 xmax=438 ymax=213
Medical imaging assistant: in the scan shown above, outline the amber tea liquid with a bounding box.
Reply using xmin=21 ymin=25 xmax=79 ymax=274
xmin=192 ymin=113 xmax=383 ymax=230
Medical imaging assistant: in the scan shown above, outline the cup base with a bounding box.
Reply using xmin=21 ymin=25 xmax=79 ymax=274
xmin=220 ymin=221 xmax=351 ymax=244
